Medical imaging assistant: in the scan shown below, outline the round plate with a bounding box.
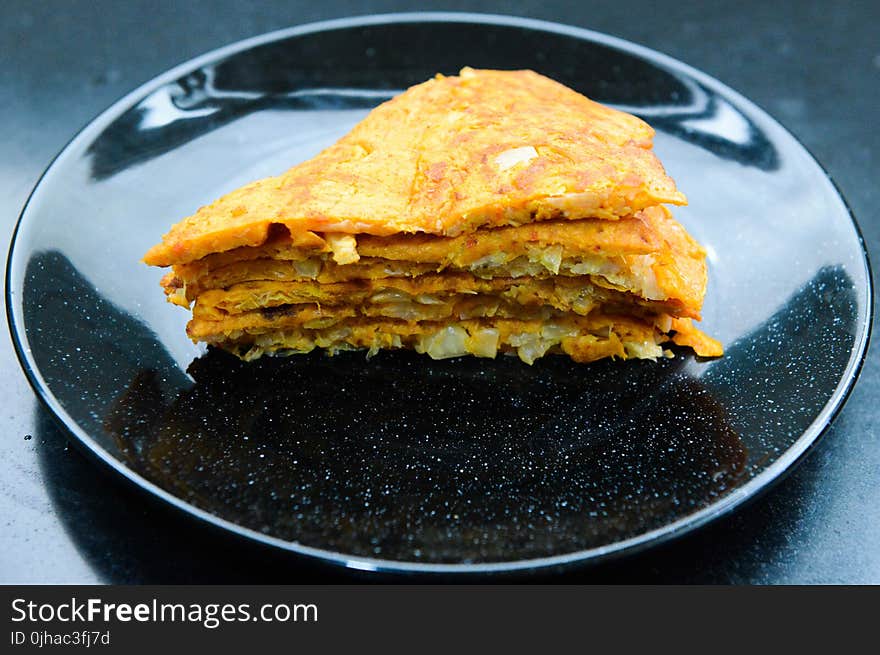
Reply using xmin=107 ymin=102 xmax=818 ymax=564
xmin=7 ymin=13 xmax=872 ymax=573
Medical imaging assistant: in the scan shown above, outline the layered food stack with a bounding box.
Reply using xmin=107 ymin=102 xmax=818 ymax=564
xmin=144 ymin=68 xmax=721 ymax=364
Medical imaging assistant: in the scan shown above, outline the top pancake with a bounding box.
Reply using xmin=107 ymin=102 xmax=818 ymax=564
xmin=144 ymin=68 xmax=686 ymax=267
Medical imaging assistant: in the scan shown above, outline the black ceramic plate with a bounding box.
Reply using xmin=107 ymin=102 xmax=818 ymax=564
xmin=7 ymin=14 xmax=872 ymax=573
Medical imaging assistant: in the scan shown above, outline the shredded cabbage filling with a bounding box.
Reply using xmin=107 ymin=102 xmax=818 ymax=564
xmin=222 ymin=321 xmax=665 ymax=365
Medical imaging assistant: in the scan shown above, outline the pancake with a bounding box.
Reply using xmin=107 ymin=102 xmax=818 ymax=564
xmin=165 ymin=206 xmax=707 ymax=312
xmin=143 ymin=68 xmax=685 ymax=267
xmin=143 ymin=68 xmax=720 ymax=364
xmin=190 ymin=274 xmax=688 ymax=322
xmin=174 ymin=208 xmax=664 ymax=280
xmin=190 ymin=314 xmax=669 ymax=364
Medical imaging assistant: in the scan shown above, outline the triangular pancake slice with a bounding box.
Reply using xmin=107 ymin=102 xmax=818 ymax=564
xmin=144 ymin=68 xmax=720 ymax=364
xmin=144 ymin=68 xmax=685 ymax=267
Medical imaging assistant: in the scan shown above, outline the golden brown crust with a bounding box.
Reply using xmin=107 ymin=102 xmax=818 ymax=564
xmin=670 ymin=317 xmax=724 ymax=357
xmin=143 ymin=68 xmax=685 ymax=267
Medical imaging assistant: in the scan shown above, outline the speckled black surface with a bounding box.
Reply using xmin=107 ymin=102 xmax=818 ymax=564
xmin=2 ymin=2 xmax=877 ymax=582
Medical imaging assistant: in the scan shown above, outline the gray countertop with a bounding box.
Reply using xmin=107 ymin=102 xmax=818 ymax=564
xmin=1 ymin=0 xmax=877 ymax=583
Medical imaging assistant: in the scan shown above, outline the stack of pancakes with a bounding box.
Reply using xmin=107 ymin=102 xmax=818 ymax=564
xmin=144 ymin=68 xmax=721 ymax=364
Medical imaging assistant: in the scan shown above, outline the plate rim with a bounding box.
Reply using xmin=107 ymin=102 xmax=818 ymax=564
xmin=5 ymin=11 xmax=874 ymax=574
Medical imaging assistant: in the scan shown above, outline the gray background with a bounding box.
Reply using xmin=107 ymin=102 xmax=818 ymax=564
xmin=1 ymin=0 xmax=877 ymax=582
